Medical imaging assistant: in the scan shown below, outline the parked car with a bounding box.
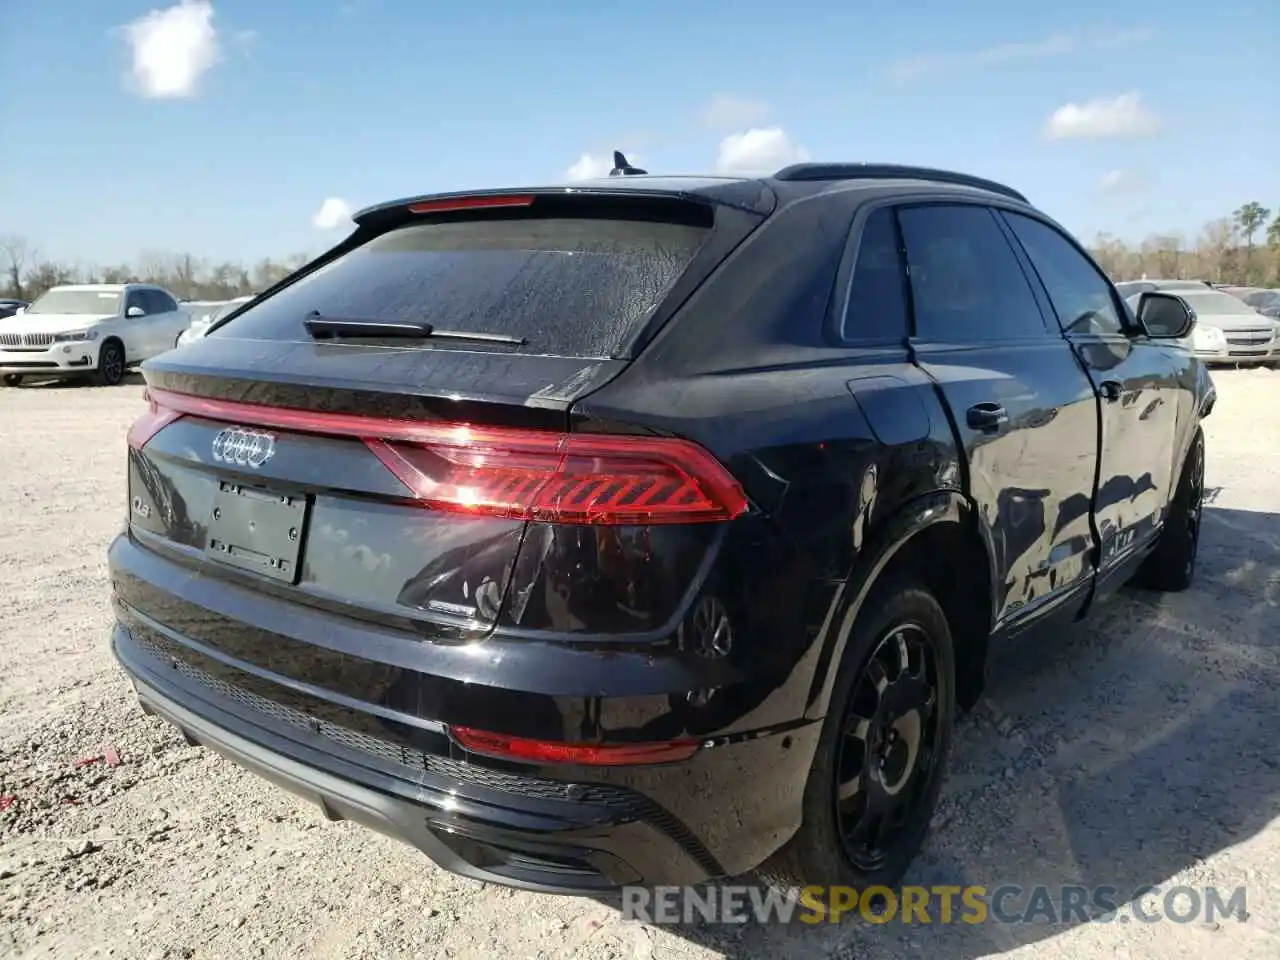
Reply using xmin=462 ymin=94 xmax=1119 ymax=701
xmin=0 ymin=283 xmax=189 ymax=387
xmin=1220 ymin=286 xmax=1280 ymax=321
xmin=110 ymin=162 xmax=1212 ymax=897
xmin=177 ymin=295 xmax=254 ymax=346
xmin=1123 ymin=282 xmax=1279 ymax=365
xmin=1115 ymin=278 xmax=1211 ymax=296
xmin=0 ymin=298 xmax=28 ymax=319
xmin=1114 ymin=280 xmax=1159 ymax=299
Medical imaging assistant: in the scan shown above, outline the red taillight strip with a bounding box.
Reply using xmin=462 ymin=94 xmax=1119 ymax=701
xmin=450 ymin=726 xmax=702 ymax=766
xmin=407 ymin=194 xmax=535 ymax=215
xmin=143 ymin=388 xmax=750 ymax=525
xmin=147 ymin=387 xmax=558 ymax=446
xmin=126 ymin=391 xmax=184 ymax=450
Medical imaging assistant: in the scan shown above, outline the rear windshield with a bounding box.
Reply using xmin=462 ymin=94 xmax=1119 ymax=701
xmin=213 ymin=216 xmax=710 ymax=358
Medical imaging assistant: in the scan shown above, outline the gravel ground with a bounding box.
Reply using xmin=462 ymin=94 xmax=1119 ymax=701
xmin=1 ymin=368 xmax=1278 ymax=960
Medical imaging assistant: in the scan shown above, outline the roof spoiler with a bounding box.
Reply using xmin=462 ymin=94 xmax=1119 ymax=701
xmin=772 ymin=162 xmax=1027 ymax=203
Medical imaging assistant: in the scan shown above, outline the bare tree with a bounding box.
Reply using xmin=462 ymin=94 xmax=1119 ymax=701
xmin=0 ymin=234 xmax=36 ymax=299
xmin=1089 ymin=232 xmax=1132 ymax=278
xmin=25 ymin=260 xmax=77 ymax=298
xmin=1196 ymin=218 xmax=1237 ymax=282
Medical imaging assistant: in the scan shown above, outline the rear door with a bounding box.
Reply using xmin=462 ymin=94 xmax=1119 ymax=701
xmin=897 ymin=202 xmax=1101 ymax=629
xmin=1000 ymin=211 xmax=1183 ymax=576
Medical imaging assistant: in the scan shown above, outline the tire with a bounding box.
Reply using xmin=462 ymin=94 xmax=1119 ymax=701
xmin=1132 ymin=427 xmax=1205 ymax=592
xmin=91 ymin=339 xmax=126 ymax=387
xmin=759 ymin=578 xmax=955 ymax=895
xmin=1 ymin=374 xmax=21 ymax=387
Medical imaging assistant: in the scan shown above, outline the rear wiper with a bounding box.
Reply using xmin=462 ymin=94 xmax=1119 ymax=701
xmin=303 ymin=311 xmax=526 ymax=346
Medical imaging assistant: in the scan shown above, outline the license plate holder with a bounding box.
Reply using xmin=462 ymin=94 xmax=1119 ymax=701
xmin=205 ymin=481 xmax=309 ymax=584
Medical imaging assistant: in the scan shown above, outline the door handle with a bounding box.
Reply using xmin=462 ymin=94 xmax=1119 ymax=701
xmin=966 ymin=402 xmax=1008 ymax=433
xmin=1099 ymin=379 xmax=1123 ymax=402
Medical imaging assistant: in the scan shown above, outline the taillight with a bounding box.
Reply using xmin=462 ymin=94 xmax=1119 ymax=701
xmin=126 ymin=390 xmax=184 ymax=450
xmin=451 ymin=726 xmax=702 ymax=766
xmin=366 ymin=431 xmax=747 ymax=525
xmin=145 ymin=388 xmax=749 ymax=525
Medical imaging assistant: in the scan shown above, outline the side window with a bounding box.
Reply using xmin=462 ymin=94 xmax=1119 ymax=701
xmin=1003 ymin=213 xmax=1125 ymax=336
xmin=149 ymin=290 xmax=179 ymax=313
xmin=124 ymin=290 xmax=147 ymax=316
xmin=897 ymin=205 xmax=1047 ymax=341
xmin=842 ymin=207 xmax=909 ymax=340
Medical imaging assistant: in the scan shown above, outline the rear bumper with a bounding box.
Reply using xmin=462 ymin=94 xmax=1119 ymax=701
xmin=114 ymin=623 xmax=735 ymax=894
xmin=109 ymin=548 xmax=820 ymax=893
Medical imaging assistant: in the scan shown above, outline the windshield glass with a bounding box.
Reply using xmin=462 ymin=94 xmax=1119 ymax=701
xmin=27 ymin=289 xmax=122 ymax=315
xmin=215 ymin=215 xmax=710 ymax=358
xmin=1179 ymin=291 xmax=1259 ymax=316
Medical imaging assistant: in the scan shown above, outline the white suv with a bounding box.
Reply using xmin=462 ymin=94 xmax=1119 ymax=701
xmin=0 ymin=283 xmax=190 ymax=387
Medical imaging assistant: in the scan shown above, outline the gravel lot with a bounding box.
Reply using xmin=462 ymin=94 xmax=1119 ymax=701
xmin=1 ymin=369 xmax=1278 ymax=960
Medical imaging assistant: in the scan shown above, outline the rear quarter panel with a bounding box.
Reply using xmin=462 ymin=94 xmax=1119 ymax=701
xmin=571 ymin=189 xmax=967 ymax=733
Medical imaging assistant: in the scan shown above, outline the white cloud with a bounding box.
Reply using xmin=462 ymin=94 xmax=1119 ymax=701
xmin=120 ymin=1 xmax=220 ymax=99
xmin=1043 ymin=92 xmax=1160 ymax=140
xmin=312 ymin=197 xmax=353 ymax=230
xmin=699 ymin=93 xmax=772 ymax=131
xmin=715 ymin=128 xmax=810 ymax=175
xmin=886 ymin=27 xmax=1153 ymax=84
xmin=565 ymin=153 xmax=615 ymax=180
xmin=1097 ymin=169 xmax=1144 ymax=194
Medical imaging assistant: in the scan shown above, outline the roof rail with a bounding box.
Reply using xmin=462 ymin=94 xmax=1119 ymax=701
xmin=772 ymin=162 xmax=1028 ymax=203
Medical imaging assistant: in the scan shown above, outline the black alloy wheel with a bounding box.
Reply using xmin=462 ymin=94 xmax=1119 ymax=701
xmin=758 ymin=579 xmax=955 ymax=895
xmin=94 ymin=341 xmax=126 ymax=387
xmin=1182 ymin=433 xmax=1205 ymax=582
xmin=1132 ymin=427 xmax=1205 ymax=592
xmin=835 ymin=621 xmax=943 ymax=873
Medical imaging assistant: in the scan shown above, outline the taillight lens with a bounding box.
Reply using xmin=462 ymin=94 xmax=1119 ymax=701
xmin=126 ymin=391 xmax=184 ymax=450
xmin=144 ymin=388 xmax=749 ymax=525
xmin=451 ymin=726 xmax=702 ymax=766
xmin=366 ymin=431 xmax=747 ymax=525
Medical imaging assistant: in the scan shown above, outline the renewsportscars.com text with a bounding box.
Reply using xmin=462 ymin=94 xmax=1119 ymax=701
xmin=621 ymin=884 xmax=1248 ymax=926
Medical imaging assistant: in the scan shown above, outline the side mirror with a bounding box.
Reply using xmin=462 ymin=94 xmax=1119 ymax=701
xmin=1136 ymin=291 xmax=1195 ymax=340
xmin=126 ymin=305 xmax=146 ymax=318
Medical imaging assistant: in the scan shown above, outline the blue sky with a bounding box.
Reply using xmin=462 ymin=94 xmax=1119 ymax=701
xmin=2 ymin=0 xmax=1276 ymax=266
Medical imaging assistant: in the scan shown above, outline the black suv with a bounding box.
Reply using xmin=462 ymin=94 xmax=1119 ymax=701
xmin=110 ymin=162 xmax=1213 ymax=895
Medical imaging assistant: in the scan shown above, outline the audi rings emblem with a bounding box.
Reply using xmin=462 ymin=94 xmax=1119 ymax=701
xmin=211 ymin=427 xmax=277 ymax=468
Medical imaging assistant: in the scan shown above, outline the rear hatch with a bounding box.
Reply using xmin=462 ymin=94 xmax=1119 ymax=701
xmin=124 ymin=187 xmax=767 ymax=641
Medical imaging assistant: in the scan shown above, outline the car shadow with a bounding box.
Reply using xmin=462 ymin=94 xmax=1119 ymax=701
xmin=601 ymin=505 xmax=1280 ymax=958
xmin=13 ymin=371 xmax=145 ymax=389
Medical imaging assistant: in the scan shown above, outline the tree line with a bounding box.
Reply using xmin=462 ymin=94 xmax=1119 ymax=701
xmin=0 ymin=236 xmax=312 ymax=303
xmin=2 ymin=200 xmax=1278 ymax=304
xmin=1089 ymin=202 xmax=1280 ymax=287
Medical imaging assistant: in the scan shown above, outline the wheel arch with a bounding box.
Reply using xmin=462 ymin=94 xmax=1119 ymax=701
xmin=803 ymin=490 xmax=997 ymax=719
